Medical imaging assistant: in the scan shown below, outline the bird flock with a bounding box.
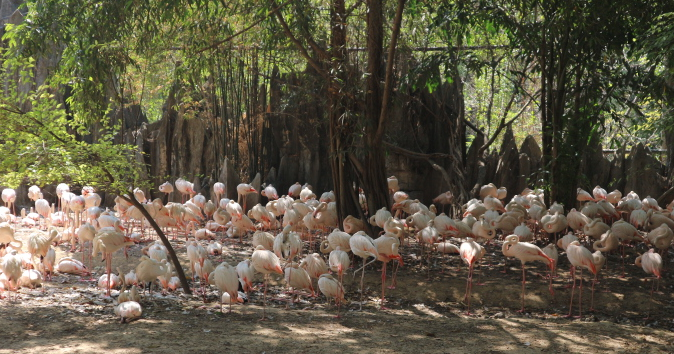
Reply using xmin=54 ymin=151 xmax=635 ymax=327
xmin=0 ymin=179 xmax=671 ymax=323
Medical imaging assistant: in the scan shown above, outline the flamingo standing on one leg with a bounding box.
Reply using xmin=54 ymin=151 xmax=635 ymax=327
xmin=502 ymin=235 xmax=555 ymax=313
xmin=635 ymin=249 xmax=663 ymax=318
xmin=328 ymin=246 xmax=350 ymax=292
xmin=349 ymin=231 xmax=379 ymax=310
xmin=92 ymin=222 xmax=134 ymax=297
xmin=237 ymin=183 xmax=257 ymax=215
xmin=213 ymin=182 xmax=225 ymax=203
xmin=159 ymin=181 xmax=174 ymax=202
xmin=318 ymin=273 xmax=345 ymax=318
xmin=211 ymin=262 xmax=240 ymax=313
xmin=373 ymin=228 xmax=403 ymax=309
xmin=460 ymin=238 xmax=485 ymax=314
xmin=251 ymin=245 xmax=283 ymax=320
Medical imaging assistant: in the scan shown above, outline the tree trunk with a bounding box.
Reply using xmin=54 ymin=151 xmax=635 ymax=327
xmin=329 ymin=0 xmax=366 ymax=225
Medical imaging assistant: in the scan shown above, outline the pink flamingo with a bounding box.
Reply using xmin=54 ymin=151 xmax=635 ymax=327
xmin=502 ymin=235 xmax=554 ymax=312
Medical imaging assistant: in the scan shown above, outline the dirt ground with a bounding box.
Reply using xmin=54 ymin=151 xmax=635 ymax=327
xmin=2 ymin=225 xmax=674 ymax=354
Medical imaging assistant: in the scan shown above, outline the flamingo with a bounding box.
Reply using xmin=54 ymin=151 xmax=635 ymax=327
xmin=502 ymin=235 xmax=554 ymax=312
xmin=566 ymin=241 xmax=600 ymax=317
xmin=1 ymin=188 xmax=16 ymax=216
xmin=635 ymin=249 xmax=663 ymax=318
xmin=136 ymin=256 xmax=169 ymax=297
xmin=175 ymin=178 xmax=196 ymax=203
xmin=251 ymin=245 xmax=283 ymax=320
xmin=211 ymin=262 xmax=240 ymax=313
xmin=287 ymin=182 xmax=302 ymax=198
xmin=300 ymin=253 xmax=329 ymax=283
xmin=114 ymin=301 xmax=142 ymax=323
xmin=0 ymin=222 xmax=23 ymax=251
xmin=261 ymin=184 xmax=279 ymax=201
xmin=459 ymin=238 xmax=485 ymax=314
xmin=236 ymin=183 xmax=257 ymax=214
xmin=159 ymin=181 xmax=174 ymax=201
xmin=236 ymin=259 xmax=255 ymax=296
xmin=606 ymin=190 xmax=622 ymax=204
xmin=479 ymin=183 xmax=497 ymax=200
xmin=27 ymin=227 xmax=60 ymax=279
xmin=342 ymin=215 xmax=366 ymax=234
xmin=284 ymin=262 xmax=314 ymax=305
xmin=577 ymin=188 xmax=595 ymax=203
xmin=432 ymin=191 xmax=454 ymax=214
xmin=0 ymin=252 xmax=22 ymax=301
xmin=373 ymin=230 xmax=403 ymax=308
xmin=212 ymin=182 xmax=226 ymax=203
xmin=349 ymin=231 xmax=379 ymax=310
xmin=34 ymin=198 xmax=51 ymax=230
xmin=226 ymin=200 xmax=243 ymax=220
xmin=318 ymin=273 xmax=345 ymax=317
xmin=328 ymin=246 xmax=350 ymax=288
xmin=27 ymin=185 xmax=41 ymax=202
xmin=646 ymin=224 xmax=674 ymax=255
xmin=42 ymin=248 xmax=56 ymax=281
xmin=92 ymin=223 xmax=134 ymax=297
xmin=592 ymin=186 xmax=607 ymax=201
xmin=69 ymin=195 xmax=85 ymax=251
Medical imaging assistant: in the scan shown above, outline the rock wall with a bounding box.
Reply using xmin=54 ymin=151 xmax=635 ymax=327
xmin=465 ymin=135 xmax=669 ymax=204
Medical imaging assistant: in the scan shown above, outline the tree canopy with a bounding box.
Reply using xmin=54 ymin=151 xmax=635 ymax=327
xmin=2 ymin=0 xmax=674 ymax=210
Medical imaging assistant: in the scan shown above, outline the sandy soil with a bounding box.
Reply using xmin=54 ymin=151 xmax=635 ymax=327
xmin=2 ymin=225 xmax=674 ymax=354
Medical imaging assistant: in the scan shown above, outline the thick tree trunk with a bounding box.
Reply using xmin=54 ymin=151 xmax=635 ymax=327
xmin=329 ymin=0 xmax=365 ymax=225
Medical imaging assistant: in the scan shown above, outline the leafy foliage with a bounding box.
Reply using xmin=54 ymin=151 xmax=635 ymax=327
xmin=0 ymin=53 xmax=147 ymax=192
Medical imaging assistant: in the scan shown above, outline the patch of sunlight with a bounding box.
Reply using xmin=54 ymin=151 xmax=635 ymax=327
xmin=412 ymin=303 xmax=445 ymax=318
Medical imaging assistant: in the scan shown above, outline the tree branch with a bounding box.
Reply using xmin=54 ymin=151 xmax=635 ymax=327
xmin=375 ymin=0 xmax=407 ymax=142
xmin=118 ymin=193 xmax=192 ymax=295
xmin=193 ymin=0 xmax=297 ymax=55
xmin=383 ymin=141 xmax=453 ymax=160
xmin=477 ymin=95 xmax=533 ymax=157
xmin=383 ymin=142 xmax=454 ymax=194
xmin=345 ymin=0 xmax=364 ymax=17
xmin=270 ymin=0 xmax=330 ymax=80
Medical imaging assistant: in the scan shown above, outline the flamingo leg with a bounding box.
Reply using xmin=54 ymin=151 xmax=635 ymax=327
xmin=380 ymin=261 xmax=387 ymax=309
xmin=106 ymin=255 xmax=112 ymax=297
xmin=359 ymin=257 xmax=366 ymax=311
xmin=388 ymin=260 xmax=399 ymax=290
xmin=519 ymin=263 xmax=526 ymax=313
xmin=578 ymin=267 xmax=584 ymax=318
xmin=590 ymin=272 xmax=597 ymax=311
xmin=548 ymin=261 xmax=555 ymax=296
xmin=465 ymin=263 xmax=474 ymax=314
xmin=620 ymin=244 xmax=626 ymax=278
xmin=260 ymin=274 xmax=269 ymax=320
xmin=567 ymin=266 xmax=576 ymax=317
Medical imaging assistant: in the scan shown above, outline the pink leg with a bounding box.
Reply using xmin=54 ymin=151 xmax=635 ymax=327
xmin=380 ymin=262 xmax=388 ymax=309
xmin=590 ymin=273 xmax=597 ymax=311
xmin=567 ymin=267 xmax=576 ymax=317
xmin=579 ymin=267 xmax=584 ymax=317
xmin=519 ymin=264 xmax=526 ymax=312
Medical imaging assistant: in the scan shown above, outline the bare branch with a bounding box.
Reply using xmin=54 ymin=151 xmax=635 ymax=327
xmin=477 ymin=96 xmax=534 ymax=156
xmin=193 ymin=0 xmax=297 ymax=55
xmin=383 ymin=141 xmax=453 ymax=160
xmin=270 ymin=0 xmax=330 ymax=80
xmin=345 ymin=0 xmax=364 ymax=17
